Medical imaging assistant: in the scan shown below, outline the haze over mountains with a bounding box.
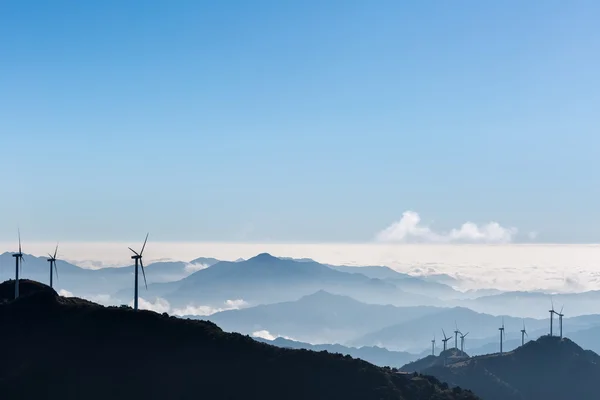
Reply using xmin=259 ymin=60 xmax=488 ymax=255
xmin=3 ymin=248 xmax=600 ymax=399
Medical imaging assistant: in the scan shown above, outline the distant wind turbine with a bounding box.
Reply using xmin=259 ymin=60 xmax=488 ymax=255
xmin=12 ymin=230 xmax=25 ymax=299
xmin=521 ymin=320 xmax=528 ymax=346
xmin=549 ymin=298 xmax=559 ymax=336
xmin=129 ymin=233 xmax=149 ymax=311
xmin=499 ymin=318 xmax=505 ymax=355
xmin=454 ymin=321 xmax=461 ymax=350
xmin=460 ymin=331 xmax=469 ymax=353
xmin=46 ymin=244 xmax=59 ymax=289
xmin=431 ymin=335 xmax=436 ymax=356
xmin=441 ymin=329 xmax=451 ymax=352
xmin=558 ymin=305 xmax=564 ymax=338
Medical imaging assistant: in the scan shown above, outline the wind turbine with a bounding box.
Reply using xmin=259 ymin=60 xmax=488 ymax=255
xmin=499 ymin=318 xmax=506 ymax=354
xmin=441 ymin=329 xmax=451 ymax=352
xmin=431 ymin=335 xmax=436 ymax=356
xmin=454 ymin=321 xmax=461 ymax=350
xmin=12 ymin=230 xmax=25 ymax=299
xmin=46 ymin=244 xmax=59 ymax=289
xmin=460 ymin=332 xmax=469 ymax=353
xmin=128 ymin=233 xmax=149 ymax=311
xmin=558 ymin=305 xmax=564 ymax=338
xmin=521 ymin=320 xmax=528 ymax=346
xmin=549 ymin=298 xmax=556 ymax=336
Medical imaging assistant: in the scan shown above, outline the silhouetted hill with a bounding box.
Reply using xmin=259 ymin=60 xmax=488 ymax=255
xmin=401 ymin=349 xmax=470 ymax=373
xmin=254 ymin=336 xmax=419 ymax=368
xmin=151 ymin=253 xmax=438 ymax=308
xmin=0 ymin=280 xmax=478 ymax=400
xmin=206 ymin=290 xmax=440 ymax=343
xmin=421 ymin=336 xmax=600 ymax=400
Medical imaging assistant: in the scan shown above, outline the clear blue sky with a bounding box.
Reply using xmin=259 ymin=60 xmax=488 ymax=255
xmin=1 ymin=1 xmax=599 ymax=243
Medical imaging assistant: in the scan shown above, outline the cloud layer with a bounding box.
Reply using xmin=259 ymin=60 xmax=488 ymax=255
xmin=134 ymin=297 xmax=248 ymax=316
xmin=376 ymin=211 xmax=517 ymax=244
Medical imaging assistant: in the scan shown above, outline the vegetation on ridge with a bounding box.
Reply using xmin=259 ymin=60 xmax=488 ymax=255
xmin=0 ymin=280 xmax=478 ymax=400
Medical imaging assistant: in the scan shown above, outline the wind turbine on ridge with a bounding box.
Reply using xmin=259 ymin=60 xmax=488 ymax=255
xmin=459 ymin=331 xmax=469 ymax=353
xmin=454 ymin=321 xmax=461 ymax=350
xmin=431 ymin=335 xmax=436 ymax=356
xmin=521 ymin=320 xmax=528 ymax=346
xmin=499 ymin=318 xmax=505 ymax=355
xmin=128 ymin=233 xmax=149 ymax=311
xmin=12 ymin=230 xmax=25 ymax=299
xmin=558 ymin=305 xmax=564 ymax=339
xmin=549 ymin=298 xmax=556 ymax=336
xmin=46 ymin=244 xmax=59 ymax=289
xmin=441 ymin=329 xmax=451 ymax=352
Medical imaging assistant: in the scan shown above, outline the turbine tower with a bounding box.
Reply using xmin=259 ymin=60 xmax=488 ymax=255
xmin=549 ymin=298 xmax=556 ymax=336
xmin=46 ymin=244 xmax=59 ymax=289
xmin=431 ymin=335 xmax=436 ymax=356
xmin=441 ymin=329 xmax=451 ymax=352
xmin=12 ymin=230 xmax=24 ymax=299
xmin=128 ymin=233 xmax=149 ymax=311
xmin=521 ymin=320 xmax=528 ymax=346
xmin=454 ymin=321 xmax=461 ymax=350
xmin=558 ymin=305 xmax=564 ymax=338
xmin=499 ymin=318 xmax=505 ymax=354
xmin=460 ymin=332 xmax=469 ymax=353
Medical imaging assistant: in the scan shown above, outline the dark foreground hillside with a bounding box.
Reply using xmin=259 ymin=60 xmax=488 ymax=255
xmin=420 ymin=335 xmax=600 ymax=400
xmin=0 ymin=280 xmax=478 ymax=400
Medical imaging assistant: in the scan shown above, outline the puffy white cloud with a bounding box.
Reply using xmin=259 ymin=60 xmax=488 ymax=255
xmin=251 ymin=330 xmax=295 ymax=341
xmin=252 ymin=330 xmax=276 ymax=341
xmin=225 ymin=299 xmax=248 ymax=308
xmin=184 ymin=262 xmax=210 ymax=273
xmin=58 ymin=289 xmax=74 ymax=297
xmin=135 ymin=297 xmax=171 ymax=314
xmin=376 ymin=210 xmax=517 ymax=244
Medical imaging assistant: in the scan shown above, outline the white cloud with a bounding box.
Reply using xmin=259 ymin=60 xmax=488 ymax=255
xmin=135 ymin=297 xmax=171 ymax=314
xmin=251 ymin=330 xmax=295 ymax=341
xmin=225 ymin=299 xmax=248 ymax=308
xmin=376 ymin=210 xmax=517 ymax=244
xmin=58 ymin=289 xmax=74 ymax=297
xmin=252 ymin=330 xmax=276 ymax=340
xmin=124 ymin=297 xmax=249 ymax=317
xmin=184 ymin=262 xmax=210 ymax=273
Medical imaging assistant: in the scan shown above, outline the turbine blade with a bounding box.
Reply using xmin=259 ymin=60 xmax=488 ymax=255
xmin=48 ymin=253 xmax=53 ymax=259
xmin=140 ymin=233 xmax=149 ymax=256
xmin=551 ymin=297 xmax=554 ymax=310
xmin=18 ymin=229 xmax=22 ymax=253
xmin=560 ymin=305 xmax=564 ymax=314
xmin=54 ymin=261 xmax=59 ymax=281
xmin=54 ymin=243 xmax=59 ymax=259
xmin=140 ymin=259 xmax=147 ymax=290
xmin=128 ymin=247 xmax=139 ymax=256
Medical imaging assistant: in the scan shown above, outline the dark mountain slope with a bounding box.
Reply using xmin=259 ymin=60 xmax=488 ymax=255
xmin=421 ymin=336 xmax=600 ymax=400
xmin=0 ymin=280 xmax=478 ymax=400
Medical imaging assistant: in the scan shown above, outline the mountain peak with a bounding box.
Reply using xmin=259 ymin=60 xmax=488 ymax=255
xmin=248 ymin=253 xmax=279 ymax=262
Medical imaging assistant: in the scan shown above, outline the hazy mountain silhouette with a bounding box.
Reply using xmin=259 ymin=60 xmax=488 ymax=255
xmin=351 ymin=307 xmax=549 ymax=352
xmin=255 ymin=336 xmax=419 ymax=368
xmin=0 ymin=252 xmax=211 ymax=296
xmin=463 ymin=290 xmax=600 ymax=318
xmin=0 ymin=280 xmax=478 ymax=400
xmin=420 ymin=336 xmax=600 ymax=400
xmin=155 ymin=253 xmax=439 ymax=308
xmin=206 ymin=290 xmax=440 ymax=343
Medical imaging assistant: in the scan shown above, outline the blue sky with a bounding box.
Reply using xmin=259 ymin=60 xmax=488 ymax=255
xmin=1 ymin=1 xmax=599 ymax=243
